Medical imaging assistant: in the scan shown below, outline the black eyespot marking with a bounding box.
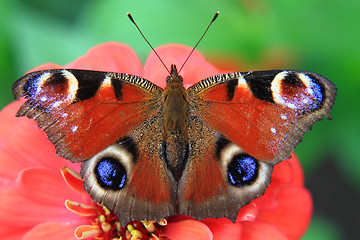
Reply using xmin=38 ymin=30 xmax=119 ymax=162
xmin=215 ymin=136 xmax=231 ymax=159
xmin=282 ymin=73 xmax=304 ymax=86
xmin=111 ymin=78 xmax=123 ymax=100
xmin=225 ymin=79 xmax=238 ymax=101
xmin=95 ymin=157 xmax=127 ymax=190
xmin=118 ymin=137 xmax=138 ymax=163
xmin=244 ymin=70 xmax=281 ymax=103
xmin=227 ymin=154 xmax=258 ymax=187
xmin=71 ymin=70 xmax=104 ymax=102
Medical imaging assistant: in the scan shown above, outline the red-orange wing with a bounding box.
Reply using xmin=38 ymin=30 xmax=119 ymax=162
xmin=12 ymin=69 xmax=163 ymax=162
xmin=187 ymin=70 xmax=337 ymax=164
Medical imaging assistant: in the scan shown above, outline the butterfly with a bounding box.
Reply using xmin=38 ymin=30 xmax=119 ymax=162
xmin=12 ymin=48 xmax=336 ymax=227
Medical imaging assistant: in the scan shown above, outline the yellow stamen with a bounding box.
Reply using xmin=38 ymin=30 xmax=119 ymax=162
xmin=158 ymin=218 xmax=167 ymax=226
xmin=65 ymin=200 xmax=98 ymax=216
xmin=101 ymin=222 xmax=111 ymax=233
xmin=103 ymin=205 xmax=111 ymax=215
xmin=127 ymin=225 xmax=135 ymax=232
xmin=99 ymin=215 xmax=106 ymax=223
xmin=75 ymin=225 xmax=102 ymax=239
xmin=150 ymin=234 xmax=160 ymax=240
xmin=125 ymin=230 xmax=132 ymax=239
xmin=131 ymin=229 xmax=143 ymax=238
xmin=142 ymin=220 xmax=156 ymax=233
xmin=116 ymin=221 xmax=121 ymax=232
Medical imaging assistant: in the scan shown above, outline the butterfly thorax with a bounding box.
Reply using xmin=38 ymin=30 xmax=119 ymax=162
xmin=162 ymin=65 xmax=189 ymax=180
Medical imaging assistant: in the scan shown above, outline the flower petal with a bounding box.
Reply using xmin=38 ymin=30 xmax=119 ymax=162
xmin=67 ymin=42 xmax=143 ymax=75
xmin=241 ymin=221 xmax=288 ymax=240
xmin=23 ymin=222 xmax=78 ymax=240
xmin=0 ymin=189 xmax=83 ymax=227
xmin=254 ymin=155 xmax=304 ymax=212
xmin=61 ymin=167 xmax=88 ymax=194
xmin=236 ymin=203 xmax=258 ymax=222
xmin=0 ymin=150 xmax=24 ymax=185
xmin=0 ymin=101 xmax=75 ymax=172
xmin=256 ymin=187 xmax=312 ymax=240
xmin=27 ymin=63 xmax=62 ymax=72
xmin=164 ymin=220 xmax=213 ymax=240
xmin=201 ymin=218 xmax=242 ymax=240
xmin=16 ymin=167 xmax=84 ymax=205
xmin=0 ymin=225 xmax=31 ymax=240
xmin=271 ymin=154 xmax=304 ymax=188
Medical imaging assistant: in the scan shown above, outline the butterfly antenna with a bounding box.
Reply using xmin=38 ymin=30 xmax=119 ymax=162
xmin=127 ymin=12 xmax=170 ymax=74
xmin=178 ymin=11 xmax=219 ymax=74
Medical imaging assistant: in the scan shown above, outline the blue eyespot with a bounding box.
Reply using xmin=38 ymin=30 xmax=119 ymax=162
xmin=227 ymin=154 xmax=258 ymax=187
xmin=307 ymin=77 xmax=324 ymax=110
xmin=95 ymin=157 xmax=127 ymax=190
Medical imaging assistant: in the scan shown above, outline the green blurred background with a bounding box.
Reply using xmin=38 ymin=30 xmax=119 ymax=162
xmin=0 ymin=0 xmax=359 ymax=239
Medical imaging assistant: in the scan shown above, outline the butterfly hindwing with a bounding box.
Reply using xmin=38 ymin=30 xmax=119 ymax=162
xmin=178 ymin=116 xmax=273 ymax=222
xmin=187 ymin=70 xmax=337 ymax=164
xmin=81 ymin=115 xmax=177 ymax=226
xmin=12 ymin=69 xmax=163 ymax=162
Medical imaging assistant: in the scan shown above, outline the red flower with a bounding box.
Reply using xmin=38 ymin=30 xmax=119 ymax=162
xmin=0 ymin=43 xmax=312 ymax=239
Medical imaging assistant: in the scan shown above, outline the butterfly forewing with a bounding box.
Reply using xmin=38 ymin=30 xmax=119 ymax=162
xmin=187 ymin=70 xmax=337 ymax=164
xmin=12 ymin=69 xmax=163 ymax=162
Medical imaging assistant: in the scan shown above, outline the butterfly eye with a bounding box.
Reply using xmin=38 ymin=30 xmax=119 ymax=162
xmin=95 ymin=157 xmax=127 ymax=190
xmin=227 ymin=154 xmax=258 ymax=187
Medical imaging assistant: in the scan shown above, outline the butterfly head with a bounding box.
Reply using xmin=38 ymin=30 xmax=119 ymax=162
xmin=166 ymin=65 xmax=183 ymax=86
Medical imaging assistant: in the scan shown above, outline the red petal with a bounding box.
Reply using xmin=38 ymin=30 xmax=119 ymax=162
xmin=0 ymin=224 xmax=31 ymax=240
xmin=143 ymin=44 xmax=221 ymax=88
xmin=16 ymin=168 xmax=84 ymax=205
xmin=0 ymin=100 xmax=25 ymax=136
xmin=61 ymin=167 xmax=87 ymax=194
xmin=28 ymin=63 xmax=62 ymax=72
xmin=271 ymin=154 xmax=304 ymax=188
xmin=0 ymin=102 xmax=73 ymax=171
xmin=236 ymin=203 xmax=258 ymax=222
xmin=256 ymin=187 xmax=312 ymax=240
xmin=201 ymin=218 xmax=242 ymax=240
xmin=163 ymin=220 xmax=212 ymax=240
xmin=23 ymin=222 xmax=78 ymax=240
xmin=0 ymin=189 xmax=83 ymax=227
xmin=67 ymin=42 xmax=143 ymax=75
xmin=254 ymin=154 xmax=305 ymax=212
xmin=241 ymin=221 xmax=288 ymax=240
xmin=0 ymin=150 xmax=24 ymax=185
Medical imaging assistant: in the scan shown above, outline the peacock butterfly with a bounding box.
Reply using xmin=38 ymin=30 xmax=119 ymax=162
xmin=11 ymin=14 xmax=337 ymax=227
